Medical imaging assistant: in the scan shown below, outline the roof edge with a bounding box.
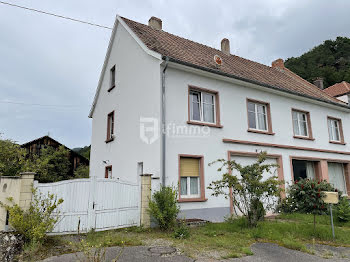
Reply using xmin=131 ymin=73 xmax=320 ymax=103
xmin=89 ymin=16 xmax=162 ymax=118
xmin=163 ymin=56 xmax=350 ymax=110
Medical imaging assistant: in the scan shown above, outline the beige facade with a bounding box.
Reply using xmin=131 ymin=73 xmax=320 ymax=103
xmin=140 ymin=174 xmax=152 ymax=227
xmin=0 ymin=173 xmax=34 ymax=231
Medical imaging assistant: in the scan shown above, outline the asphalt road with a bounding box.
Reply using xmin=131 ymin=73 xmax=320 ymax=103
xmin=41 ymin=243 xmax=350 ymax=262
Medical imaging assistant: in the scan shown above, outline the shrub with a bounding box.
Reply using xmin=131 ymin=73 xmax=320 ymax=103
xmin=280 ymin=178 xmax=336 ymax=232
xmin=74 ymin=164 xmax=90 ymax=179
xmin=281 ymin=178 xmax=336 ymax=214
xmin=1 ymin=188 xmax=63 ymax=244
xmin=173 ymin=221 xmax=190 ymax=239
xmin=337 ymin=197 xmax=350 ymax=222
xmin=148 ymin=186 xmax=179 ymax=230
xmin=208 ymin=152 xmax=282 ymax=227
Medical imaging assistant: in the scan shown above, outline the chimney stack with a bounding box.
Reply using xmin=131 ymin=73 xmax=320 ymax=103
xmin=271 ymin=58 xmax=285 ymax=69
xmin=148 ymin=16 xmax=162 ymax=30
xmin=313 ymin=77 xmax=324 ymax=90
xmin=221 ymin=38 xmax=230 ymax=55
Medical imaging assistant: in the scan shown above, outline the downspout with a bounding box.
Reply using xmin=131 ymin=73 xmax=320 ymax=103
xmin=161 ymin=57 xmax=169 ymax=186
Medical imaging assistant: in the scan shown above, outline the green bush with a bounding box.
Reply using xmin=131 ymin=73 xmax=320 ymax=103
xmin=148 ymin=186 xmax=179 ymax=230
xmin=173 ymin=221 xmax=190 ymax=239
xmin=278 ymin=178 xmax=337 ymax=232
xmin=337 ymin=197 xmax=350 ymax=222
xmin=74 ymin=164 xmax=90 ymax=179
xmin=1 ymin=188 xmax=63 ymax=244
xmin=280 ymin=178 xmax=336 ymax=214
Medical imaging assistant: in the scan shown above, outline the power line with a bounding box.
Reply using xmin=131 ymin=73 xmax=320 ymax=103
xmin=0 ymin=1 xmax=112 ymax=30
xmin=0 ymin=100 xmax=90 ymax=108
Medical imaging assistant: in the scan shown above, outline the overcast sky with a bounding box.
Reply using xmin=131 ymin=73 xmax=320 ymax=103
xmin=0 ymin=0 xmax=349 ymax=148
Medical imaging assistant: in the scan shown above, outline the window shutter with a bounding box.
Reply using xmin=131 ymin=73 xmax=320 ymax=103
xmin=180 ymin=158 xmax=200 ymax=177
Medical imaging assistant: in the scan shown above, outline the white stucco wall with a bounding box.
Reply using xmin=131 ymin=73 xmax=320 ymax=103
xmin=89 ymin=22 xmax=350 ymax=221
xmin=164 ymin=66 xmax=350 ymax=214
xmin=90 ymin=22 xmax=162 ymax=183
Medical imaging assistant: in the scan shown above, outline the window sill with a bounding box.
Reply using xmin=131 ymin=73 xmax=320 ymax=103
xmin=247 ymin=129 xmax=274 ymax=135
xmin=178 ymin=197 xmax=208 ymax=203
xmin=187 ymin=120 xmax=223 ymax=128
xmin=107 ymin=85 xmax=115 ymax=92
xmin=293 ymin=136 xmax=315 ymax=141
xmin=329 ymin=141 xmax=346 ymax=145
xmin=105 ymin=137 xmax=114 ymax=143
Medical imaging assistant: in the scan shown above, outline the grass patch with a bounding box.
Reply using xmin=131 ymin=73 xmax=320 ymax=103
xmin=19 ymin=213 xmax=350 ymax=261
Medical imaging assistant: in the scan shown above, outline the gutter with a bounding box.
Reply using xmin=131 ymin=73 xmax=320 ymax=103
xmin=162 ymin=56 xmax=350 ymax=110
xmin=161 ymin=57 xmax=169 ymax=186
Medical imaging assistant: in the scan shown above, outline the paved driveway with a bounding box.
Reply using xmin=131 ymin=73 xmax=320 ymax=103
xmin=41 ymin=243 xmax=350 ymax=262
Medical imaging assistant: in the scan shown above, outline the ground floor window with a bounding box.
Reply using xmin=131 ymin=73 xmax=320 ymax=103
xmin=328 ymin=162 xmax=347 ymax=194
xmin=292 ymin=160 xmax=316 ymax=181
xmin=105 ymin=165 xmax=112 ymax=179
xmin=179 ymin=156 xmax=202 ymax=198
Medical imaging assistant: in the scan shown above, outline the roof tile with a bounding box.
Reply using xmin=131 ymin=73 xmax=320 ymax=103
xmin=324 ymin=81 xmax=350 ymax=97
xmin=122 ymin=17 xmax=344 ymax=106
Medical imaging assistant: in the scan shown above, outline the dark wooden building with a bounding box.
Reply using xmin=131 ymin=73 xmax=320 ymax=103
xmin=22 ymin=136 xmax=89 ymax=177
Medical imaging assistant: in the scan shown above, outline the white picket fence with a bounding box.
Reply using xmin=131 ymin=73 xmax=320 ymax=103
xmin=34 ymin=177 xmax=140 ymax=234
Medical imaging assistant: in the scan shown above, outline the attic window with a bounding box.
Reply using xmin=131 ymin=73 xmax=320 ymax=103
xmin=108 ymin=65 xmax=116 ymax=92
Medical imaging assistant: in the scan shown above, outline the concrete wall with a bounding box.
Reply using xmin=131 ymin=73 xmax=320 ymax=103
xmin=164 ymin=66 xmax=350 ymax=221
xmin=0 ymin=173 xmax=34 ymax=231
xmin=90 ymin=21 xmax=162 ymax=184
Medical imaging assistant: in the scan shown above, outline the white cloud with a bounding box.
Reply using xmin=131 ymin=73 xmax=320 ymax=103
xmin=0 ymin=0 xmax=349 ymax=147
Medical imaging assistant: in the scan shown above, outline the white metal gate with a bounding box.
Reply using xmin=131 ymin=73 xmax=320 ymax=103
xmin=34 ymin=177 xmax=140 ymax=234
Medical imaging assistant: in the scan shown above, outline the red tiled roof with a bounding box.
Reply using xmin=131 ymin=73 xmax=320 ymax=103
xmin=121 ymin=17 xmax=345 ymax=106
xmin=324 ymin=81 xmax=350 ymax=97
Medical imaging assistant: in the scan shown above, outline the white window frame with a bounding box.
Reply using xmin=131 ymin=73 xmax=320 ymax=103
xmin=107 ymin=112 xmax=114 ymax=140
xmin=180 ymin=176 xmax=200 ymax=198
xmin=328 ymin=118 xmax=341 ymax=142
xmin=293 ymin=111 xmax=309 ymax=137
xmin=190 ymin=90 xmax=216 ymax=124
xmin=248 ymin=102 xmax=268 ymax=131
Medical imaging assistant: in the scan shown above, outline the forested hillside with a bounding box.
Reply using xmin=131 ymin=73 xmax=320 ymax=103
xmin=285 ymin=37 xmax=350 ymax=88
xmin=73 ymin=145 xmax=91 ymax=160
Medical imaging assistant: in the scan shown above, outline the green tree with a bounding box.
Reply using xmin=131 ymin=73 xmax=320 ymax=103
xmin=74 ymin=164 xmax=90 ymax=179
xmin=36 ymin=146 xmax=71 ymax=183
xmin=208 ymin=152 xmax=282 ymax=227
xmin=0 ymin=138 xmax=37 ymax=176
xmin=73 ymin=146 xmax=91 ymax=160
xmin=285 ymin=37 xmax=350 ymax=88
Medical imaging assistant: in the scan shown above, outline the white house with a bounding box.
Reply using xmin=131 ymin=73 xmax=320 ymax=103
xmin=89 ymin=16 xmax=350 ymax=222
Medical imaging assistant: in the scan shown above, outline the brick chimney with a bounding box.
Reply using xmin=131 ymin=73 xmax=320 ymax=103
xmin=221 ymin=38 xmax=230 ymax=55
xmin=313 ymin=77 xmax=324 ymax=90
xmin=271 ymin=58 xmax=285 ymax=69
xmin=148 ymin=16 xmax=162 ymax=30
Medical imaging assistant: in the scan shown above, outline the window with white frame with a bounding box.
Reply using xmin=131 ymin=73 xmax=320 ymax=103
xmin=180 ymin=157 xmax=201 ymax=198
xmin=247 ymin=101 xmax=268 ymax=131
xmin=292 ymin=110 xmax=309 ymax=137
xmin=190 ymin=90 xmax=216 ymax=124
xmin=328 ymin=118 xmax=341 ymax=142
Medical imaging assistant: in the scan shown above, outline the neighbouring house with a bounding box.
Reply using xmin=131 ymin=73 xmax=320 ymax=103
xmin=324 ymin=81 xmax=350 ymax=104
xmin=22 ymin=135 xmax=89 ymax=178
xmin=89 ymin=16 xmax=350 ymax=222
